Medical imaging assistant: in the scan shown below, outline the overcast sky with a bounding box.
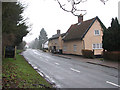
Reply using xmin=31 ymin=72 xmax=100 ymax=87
xmin=20 ymin=0 xmax=119 ymax=43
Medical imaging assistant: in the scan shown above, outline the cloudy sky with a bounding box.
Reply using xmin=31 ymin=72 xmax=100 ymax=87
xmin=20 ymin=0 xmax=119 ymax=43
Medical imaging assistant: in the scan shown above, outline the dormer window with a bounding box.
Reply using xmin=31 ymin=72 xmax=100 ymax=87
xmin=94 ymin=30 xmax=100 ymax=35
xmin=77 ymin=22 xmax=81 ymax=25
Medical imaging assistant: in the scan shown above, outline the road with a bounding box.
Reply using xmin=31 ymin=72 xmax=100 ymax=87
xmin=22 ymin=49 xmax=119 ymax=88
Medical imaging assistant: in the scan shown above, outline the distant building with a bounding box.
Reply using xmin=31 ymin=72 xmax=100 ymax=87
xmin=48 ymin=30 xmax=66 ymax=53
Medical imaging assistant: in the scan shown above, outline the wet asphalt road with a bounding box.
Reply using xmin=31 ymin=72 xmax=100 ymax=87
xmin=22 ymin=49 xmax=119 ymax=88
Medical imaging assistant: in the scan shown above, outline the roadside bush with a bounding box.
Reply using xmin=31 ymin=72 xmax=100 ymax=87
xmin=82 ymin=49 xmax=94 ymax=59
xmin=103 ymin=51 xmax=120 ymax=61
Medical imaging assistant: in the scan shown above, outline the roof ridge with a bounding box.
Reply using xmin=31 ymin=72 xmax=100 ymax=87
xmin=74 ymin=16 xmax=97 ymax=25
xmin=63 ymin=16 xmax=98 ymax=41
xmin=81 ymin=17 xmax=97 ymax=39
xmin=82 ymin=16 xmax=96 ymax=23
xmin=49 ymin=33 xmax=66 ymax=40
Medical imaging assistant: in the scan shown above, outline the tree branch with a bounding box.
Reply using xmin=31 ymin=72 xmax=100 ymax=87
xmin=56 ymin=0 xmax=108 ymax=16
xmin=56 ymin=0 xmax=72 ymax=12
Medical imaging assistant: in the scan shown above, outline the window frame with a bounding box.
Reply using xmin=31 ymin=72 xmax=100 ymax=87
xmin=63 ymin=46 xmax=67 ymax=51
xmin=73 ymin=45 xmax=77 ymax=52
xmin=93 ymin=44 xmax=96 ymax=49
xmin=100 ymin=43 xmax=102 ymax=49
xmin=92 ymin=43 xmax=102 ymax=49
xmin=94 ymin=30 xmax=100 ymax=36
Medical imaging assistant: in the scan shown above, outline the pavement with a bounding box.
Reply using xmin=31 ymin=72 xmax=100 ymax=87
xmin=53 ymin=53 xmax=119 ymax=69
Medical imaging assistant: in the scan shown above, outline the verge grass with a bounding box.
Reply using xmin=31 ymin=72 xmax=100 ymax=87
xmin=2 ymin=50 xmax=52 ymax=88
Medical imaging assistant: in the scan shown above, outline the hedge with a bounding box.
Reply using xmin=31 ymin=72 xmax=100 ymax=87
xmin=103 ymin=51 xmax=120 ymax=61
xmin=82 ymin=49 xmax=94 ymax=59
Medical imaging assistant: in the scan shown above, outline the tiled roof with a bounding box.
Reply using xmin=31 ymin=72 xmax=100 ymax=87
xmin=49 ymin=33 xmax=66 ymax=40
xmin=63 ymin=16 xmax=104 ymax=41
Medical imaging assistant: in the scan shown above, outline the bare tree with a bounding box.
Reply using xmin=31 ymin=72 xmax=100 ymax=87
xmin=56 ymin=0 xmax=108 ymax=16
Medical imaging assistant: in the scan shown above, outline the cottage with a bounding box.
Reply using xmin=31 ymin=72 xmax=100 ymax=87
xmin=62 ymin=15 xmax=106 ymax=55
xmin=48 ymin=30 xmax=66 ymax=53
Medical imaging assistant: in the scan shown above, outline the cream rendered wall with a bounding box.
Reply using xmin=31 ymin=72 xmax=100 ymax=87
xmin=52 ymin=39 xmax=59 ymax=50
xmin=54 ymin=39 xmax=59 ymax=50
xmin=63 ymin=40 xmax=84 ymax=55
xmin=58 ymin=36 xmax=63 ymax=50
xmin=48 ymin=37 xmax=63 ymax=50
xmin=83 ymin=19 xmax=103 ymax=55
xmin=48 ymin=39 xmax=57 ymax=48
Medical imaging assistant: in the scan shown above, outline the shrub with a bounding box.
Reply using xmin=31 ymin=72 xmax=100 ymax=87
xmin=82 ymin=49 xmax=94 ymax=59
xmin=103 ymin=51 xmax=120 ymax=61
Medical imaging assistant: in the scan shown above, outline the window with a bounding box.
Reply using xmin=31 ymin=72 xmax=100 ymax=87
xmin=94 ymin=30 xmax=100 ymax=35
xmin=54 ymin=40 xmax=58 ymax=45
xmin=92 ymin=43 xmax=102 ymax=49
xmin=96 ymin=44 xmax=99 ymax=48
xmin=93 ymin=44 xmax=95 ymax=49
xmin=73 ymin=45 xmax=77 ymax=52
xmin=100 ymin=43 xmax=102 ymax=48
xmin=63 ymin=46 xmax=67 ymax=51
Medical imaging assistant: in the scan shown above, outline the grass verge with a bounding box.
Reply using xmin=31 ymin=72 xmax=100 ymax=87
xmin=2 ymin=50 xmax=52 ymax=89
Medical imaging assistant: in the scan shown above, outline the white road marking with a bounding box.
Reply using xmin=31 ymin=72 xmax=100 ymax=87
xmin=33 ymin=51 xmax=41 ymax=55
xmin=33 ymin=51 xmax=44 ymax=59
xmin=55 ymin=63 xmax=60 ymax=65
xmin=106 ymin=81 xmax=120 ymax=87
xmin=70 ymin=68 xmax=80 ymax=73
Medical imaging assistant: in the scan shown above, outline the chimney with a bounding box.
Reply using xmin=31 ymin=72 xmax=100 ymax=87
xmin=57 ymin=30 xmax=60 ymax=35
xmin=78 ymin=14 xmax=83 ymax=23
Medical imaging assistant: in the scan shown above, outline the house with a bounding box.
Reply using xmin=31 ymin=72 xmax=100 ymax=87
xmin=62 ymin=15 xmax=106 ymax=55
xmin=48 ymin=30 xmax=66 ymax=53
